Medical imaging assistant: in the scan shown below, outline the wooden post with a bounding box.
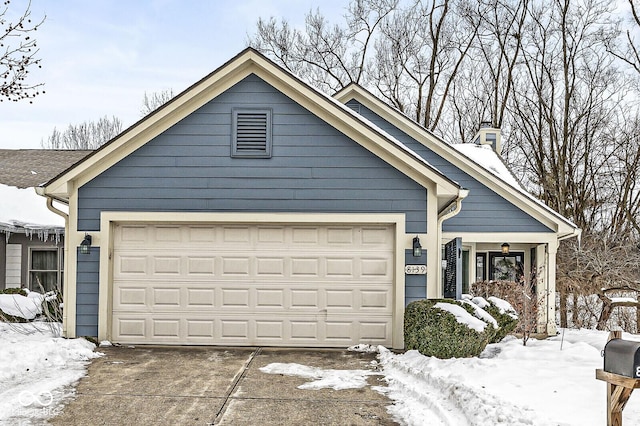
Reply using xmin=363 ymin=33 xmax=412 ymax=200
xmin=595 ymin=331 xmax=640 ymax=426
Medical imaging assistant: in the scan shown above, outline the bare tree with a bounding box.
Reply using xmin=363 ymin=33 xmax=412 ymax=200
xmin=140 ymin=88 xmax=174 ymax=116
xmin=41 ymin=116 xmax=123 ymax=150
xmin=249 ymin=0 xmax=479 ymax=133
xmin=0 ymin=0 xmax=44 ymax=102
xmin=506 ymin=0 xmax=621 ymax=230
xmin=445 ymin=0 xmax=528 ymax=143
xmin=372 ymin=0 xmax=481 ymax=131
xmin=251 ymin=1 xmax=397 ymax=94
xmin=605 ymin=0 xmax=640 ymax=75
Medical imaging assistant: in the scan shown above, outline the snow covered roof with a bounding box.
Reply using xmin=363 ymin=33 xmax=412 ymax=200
xmin=0 ymin=184 xmax=65 ymax=240
xmin=0 ymin=149 xmax=91 ymax=188
xmin=451 ymin=144 xmax=520 ymax=187
xmin=0 ymin=149 xmax=85 ymax=239
xmin=452 ymin=143 xmax=579 ymax=231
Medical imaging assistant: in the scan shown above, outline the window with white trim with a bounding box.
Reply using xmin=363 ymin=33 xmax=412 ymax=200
xmin=29 ymin=248 xmax=63 ymax=293
xmin=232 ymin=108 xmax=272 ymax=158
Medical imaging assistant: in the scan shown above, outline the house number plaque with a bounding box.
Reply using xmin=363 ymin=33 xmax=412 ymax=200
xmin=405 ymin=265 xmax=427 ymax=275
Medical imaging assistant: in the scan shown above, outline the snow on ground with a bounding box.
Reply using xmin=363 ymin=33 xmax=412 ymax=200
xmin=259 ymin=362 xmax=378 ymax=390
xmin=263 ymin=329 xmax=640 ymax=426
xmin=377 ymin=329 xmax=640 ymax=426
xmin=0 ymin=323 xmax=102 ymax=425
xmin=2 ymin=323 xmax=640 ymax=425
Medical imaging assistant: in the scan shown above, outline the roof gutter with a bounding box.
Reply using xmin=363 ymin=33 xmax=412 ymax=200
xmin=438 ymin=189 xmax=469 ymax=221
xmin=35 ymin=186 xmax=69 ymax=221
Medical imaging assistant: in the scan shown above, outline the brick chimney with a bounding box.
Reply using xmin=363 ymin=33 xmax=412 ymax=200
xmin=473 ymin=121 xmax=502 ymax=155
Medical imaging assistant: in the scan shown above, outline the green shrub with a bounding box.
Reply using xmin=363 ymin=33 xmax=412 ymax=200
xmin=404 ymin=299 xmax=491 ymax=358
xmin=1 ymin=288 xmax=27 ymax=296
xmin=484 ymin=303 xmax=518 ymax=343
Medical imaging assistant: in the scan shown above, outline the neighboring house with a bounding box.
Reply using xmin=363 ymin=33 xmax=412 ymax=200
xmin=41 ymin=49 xmax=579 ymax=348
xmin=0 ymin=150 xmax=90 ymax=293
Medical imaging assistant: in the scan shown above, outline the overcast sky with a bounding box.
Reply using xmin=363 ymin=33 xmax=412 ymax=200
xmin=0 ymin=0 xmax=346 ymax=149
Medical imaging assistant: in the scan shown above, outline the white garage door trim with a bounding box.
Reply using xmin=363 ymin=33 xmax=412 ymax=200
xmin=98 ymin=212 xmax=406 ymax=349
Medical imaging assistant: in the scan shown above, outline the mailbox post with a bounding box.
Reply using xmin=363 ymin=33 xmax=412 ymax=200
xmin=596 ymin=331 xmax=640 ymax=426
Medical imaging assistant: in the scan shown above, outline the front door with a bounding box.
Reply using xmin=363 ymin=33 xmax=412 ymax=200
xmin=488 ymin=252 xmax=524 ymax=282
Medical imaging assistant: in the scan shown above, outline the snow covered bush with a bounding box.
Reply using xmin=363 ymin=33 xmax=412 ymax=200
xmin=0 ymin=289 xmax=61 ymax=323
xmin=404 ymin=299 xmax=493 ymax=358
xmin=482 ymin=298 xmax=518 ymax=343
xmin=1 ymin=288 xmax=27 ymax=296
xmin=472 ymin=280 xmax=537 ymax=344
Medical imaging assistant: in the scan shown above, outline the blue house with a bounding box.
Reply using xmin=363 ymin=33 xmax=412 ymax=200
xmin=40 ymin=49 xmax=579 ymax=348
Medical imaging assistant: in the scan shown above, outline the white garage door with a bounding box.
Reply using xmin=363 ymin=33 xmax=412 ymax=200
xmin=111 ymin=223 xmax=395 ymax=346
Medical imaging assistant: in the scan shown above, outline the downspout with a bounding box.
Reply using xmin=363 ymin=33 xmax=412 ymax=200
xmin=436 ymin=189 xmax=469 ymax=296
xmin=438 ymin=189 xmax=469 ymax=222
xmin=45 ymin=196 xmax=69 ymax=220
xmin=35 ymin=187 xmax=69 ymax=220
xmin=548 ymin=227 xmax=581 ymax=334
xmin=35 ymin=187 xmax=70 ymax=336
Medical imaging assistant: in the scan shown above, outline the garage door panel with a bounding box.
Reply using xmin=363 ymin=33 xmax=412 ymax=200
xmin=186 ymin=257 xmax=216 ymax=275
xmin=152 ymin=257 xmax=181 ymax=274
xmin=112 ymin=312 xmax=393 ymax=346
xmin=112 ymin=223 xmax=395 ymax=346
xmin=220 ymin=320 xmax=249 ymax=338
xmin=187 ymin=288 xmax=215 ymax=307
xmin=221 ymin=288 xmax=250 ymax=307
xmin=256 ymin=289 xmax=284 ymax=307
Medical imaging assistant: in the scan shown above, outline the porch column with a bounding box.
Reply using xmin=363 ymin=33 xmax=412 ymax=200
xmin=545 ymin=240 xmax=558 ymax=335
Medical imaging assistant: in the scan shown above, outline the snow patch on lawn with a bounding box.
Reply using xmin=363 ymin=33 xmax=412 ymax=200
xmin=0 ymin=322 xmax=102 ymax=425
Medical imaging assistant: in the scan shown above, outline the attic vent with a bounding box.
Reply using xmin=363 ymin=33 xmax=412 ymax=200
xmin=232 ymin=108 xmax=272 ymax=158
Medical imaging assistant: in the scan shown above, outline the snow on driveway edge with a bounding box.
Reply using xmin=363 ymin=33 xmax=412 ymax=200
xmin=375 ymin=347 xmax=541 ymax=426
xmin=0 ymin=323 xmax=103 ymax=425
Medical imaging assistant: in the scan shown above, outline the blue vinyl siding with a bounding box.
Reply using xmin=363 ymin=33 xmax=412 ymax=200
xmin=78 ymin=75 xmax=427 ymax=233
xmin=405 ymin=249 xmax=427 ymax=305
xmin=347 ymin=100 xmax=554 ymax=234
xmin=74 ymin=75 xmax=431 ymax=335
xmin=76 ymin=248 xmax=99 ymax=337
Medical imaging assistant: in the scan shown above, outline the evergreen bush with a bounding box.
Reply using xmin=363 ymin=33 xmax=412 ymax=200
xmin=404 ymin=299 xmax=491 ymax=358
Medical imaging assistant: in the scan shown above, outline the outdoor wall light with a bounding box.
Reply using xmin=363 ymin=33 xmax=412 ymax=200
xmin=412 ymin=236 xmax=422 ymax=257
xmin=501 ymin=242 xmax=510 ymax=255
xmin=80 ymin=234 xmax=92 ymax=255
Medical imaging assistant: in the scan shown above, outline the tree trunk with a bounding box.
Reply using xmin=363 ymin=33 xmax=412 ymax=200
xmin=559 ymin=289 xmax=568 ymax=328
xmin=597 ymin=293 xmax=613 ymax=330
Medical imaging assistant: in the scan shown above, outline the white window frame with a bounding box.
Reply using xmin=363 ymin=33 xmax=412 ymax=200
xmin=28 ymin=247 xmax=64 ymax=293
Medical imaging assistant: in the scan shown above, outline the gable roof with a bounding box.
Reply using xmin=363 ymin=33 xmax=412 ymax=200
xmin=0 ymin=149 xmax=91 ymax=188
xmin=334 ymin=83 xmax=580 ymax=238
xmin=44 ymin=48 xmax=462 ymax=210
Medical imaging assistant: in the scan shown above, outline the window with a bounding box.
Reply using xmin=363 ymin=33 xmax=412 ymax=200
xmin=462 ymin=250 xmax=470 ymax=294
xmin=232 ymin=108 xmax=272 ymax=158
xmin=489 ymin=252 xmax=524 ymax=282
xmin=475 ymin=253 xmax=486 ymax=282
xmin=29 ymin=248 xmax=63 ymax=293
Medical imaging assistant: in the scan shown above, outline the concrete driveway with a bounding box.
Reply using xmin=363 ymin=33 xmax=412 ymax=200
xmin=49 ymin=346 xmax=398 ymax=425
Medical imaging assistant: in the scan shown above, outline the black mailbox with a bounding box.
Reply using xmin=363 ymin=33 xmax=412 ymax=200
xmin=603 ymin=339 xmax=640 ymax=378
